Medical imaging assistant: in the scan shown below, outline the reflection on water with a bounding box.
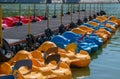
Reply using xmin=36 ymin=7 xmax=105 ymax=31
xmin=72 ymin=28 xmax=120 ymax=79
xmin=102 ymin=39 xmax=111 ymax=48
xmin=72 ymin=67 xmax=90 ymax=79
xmin=90 ymin=48 xmax=103 ymax=60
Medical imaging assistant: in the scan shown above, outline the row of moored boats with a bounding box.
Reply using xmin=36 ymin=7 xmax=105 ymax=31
xmin=0 ymin=15 xmax=120 ymax=79
xmin=2 ymin=16 xmax=44 ymax=29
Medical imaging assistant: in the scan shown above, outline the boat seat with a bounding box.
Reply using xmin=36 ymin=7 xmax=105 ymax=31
xmin=0 ymin=75 xmax=15 ymax=79
xmin=12 ymin=59 xmax=32 ymax=74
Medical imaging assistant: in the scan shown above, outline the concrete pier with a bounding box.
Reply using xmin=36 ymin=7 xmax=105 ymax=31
xmin=3 ymin=11 xmax=94 ymax=45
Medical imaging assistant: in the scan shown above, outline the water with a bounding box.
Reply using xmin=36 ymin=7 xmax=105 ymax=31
xmin=1 ymin=3 xmax=120 ymax=79
xmin=1 ymin=3 xmax=120 ymax=18
xmin=72 ymin=28 xmax=120 ymax=79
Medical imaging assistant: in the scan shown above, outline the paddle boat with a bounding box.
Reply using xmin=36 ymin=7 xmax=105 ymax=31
xmin=77 ymin=25 xmax=110 ymax=42
xmin=0 ymin=49 xmax=72 ymax=79
xmin=1 ymin=15 xmax=44 ymax=29
xmin=94 ymin=16 xmax=117 ymax=28
xmin=62 ymin=31 xmax=99 ymax=53
xmin=64 ymin=44 xmax=91 ymax=67
xmin=71 ymin=28 xmax=85 ymax=35
xmin=2 ymin=17 xmax=15 ymax=27
xmin=77 ymin=19 xmax=114 ymax=42
xmin=38 ymin=41 xmax=91 ymax=67
xmin=31 ymin=50 xmax=72 ymax=79
xmin=2 ymin=23 xmax=9 ymax=29
xmin=58 ymin=47 xmax=91 ymax=67
xmin=82 ymin=16 xmax=117 ymax=33
xmin=37 ymin=41 xmax=71 ymax=65
xmin=71 ymin=28 xmax=103 ymax=48
xmin=51 ymin=31 xmax=99 ymax=53
xmin=81 ymin=22 xmax=113 ymax=34
xmin=0 ymin=59 xmax=46 ymax=79
xmin=103 ymin=16 xmax=119 ymax=27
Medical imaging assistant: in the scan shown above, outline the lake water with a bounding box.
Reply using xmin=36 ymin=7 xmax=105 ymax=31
xmin=1 ymin=3 xmax=120 ymax=18
xmin=72 ymin=28 xmax=120 ymax=79
xmin=1 ymin=3 xmax=120 ymax=79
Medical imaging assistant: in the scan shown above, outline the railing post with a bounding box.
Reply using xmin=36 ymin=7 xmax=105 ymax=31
xmin=84 ymin=2 xmax=86 ymax=17
xmin=0 ymin=5 xmax=2 ymax=47
xmin=78 ymin=3 xmax=80 ymax=19
xmin=19 ymin=4 xmax=21 ymax=22
xmin=60 ymin=4 xmax=63 ymax=24
xmin=70 ymin=4 xmax=72 ymax=22
xmin=94 ymin=2 xmax=96 ymax=14
xmin=90 ymin=2 xmax=91 ymax=16
xmin=46 ymin=4 xmax=49 ymax=28
xmin=28 ymin=6 xmax=31 ymax=34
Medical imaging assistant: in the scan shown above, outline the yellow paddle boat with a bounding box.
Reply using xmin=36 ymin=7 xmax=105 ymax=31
xmin=65 ymin=43 xmax=91 ymax=67
xmin=78 ymin=26 xmax=94 ymax=34
xmin=0 ymin=60 xmax=46 ymax=79
xmin=87 ymin=21 xmax=98 ymax=27
xmin=71 ymin=28 xmax=85 ymax=34
xmin=58 ymin=44 xmax=91 ymax=67
xmin=0 ymin=49 xmax=72 ymax=79
xmin=38 ymin=41 xmax=91 ymax=67
xmin=35 ymin=46 xmax=72 ymax=79
xmin=96 ymin=16 xmax=107 ymax=21
xmin=37 ymin=41 xmax=71 ymax=65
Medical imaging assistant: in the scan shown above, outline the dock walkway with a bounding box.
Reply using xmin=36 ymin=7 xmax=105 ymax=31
xmin=3 ymin=12 xmax=92 ymax=45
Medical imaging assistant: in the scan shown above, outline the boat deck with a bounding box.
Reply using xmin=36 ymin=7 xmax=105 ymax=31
xmin=3 ymin=12 xmax=93 ymax=45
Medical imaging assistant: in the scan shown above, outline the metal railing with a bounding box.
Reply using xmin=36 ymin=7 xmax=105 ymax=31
xmin=0 ymin=3 xmax=120 ymax=18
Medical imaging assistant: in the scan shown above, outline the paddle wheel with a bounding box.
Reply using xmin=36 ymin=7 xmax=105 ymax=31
xmin=0 ymin=39 xmax=14 ymax=62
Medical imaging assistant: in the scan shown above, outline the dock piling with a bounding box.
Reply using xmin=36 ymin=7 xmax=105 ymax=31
xmin=66 ymin=4 xmax=70 ymax=15
xmin=31 ymin=3 xmax=37 ymax=22
xmin=69 ymin=4 xmax=77 ymax=29
xmin=0 ymin=5 xmax=14 ymax=62
xmin=44 ymin=4 xmax=52 ymax=41
xmin=28 ymin=6 xmax=31 ymax=35
xmin=83 ymin=2 xmax=88 ymax=23
xmin=58 ymin=4 xmax=65 ymax=34
xmin=52 ymin=3 xmax=57 ymax=18
xmin=77 ymin=3 xmax=83 ymax=25
xmin=93 ymin=3 xmax=96 ymax=19
xmin=60 ymin=4 xmax=63 ymax=24
xmin=89 ymin=3 xmax=93 ymax=21
xmin=0 ymin=5 xmax=2 ymax=48
xmin=73 ymin=4 xmax=75 ymax=13
xmin=61 ymin=3 xmax=64 ymax=16
xmin=70 ymin=4 xmax=72 ymax=22
xmin=16 ymin=4 xmax=23 ymax=26
xmin=46 ymin=4 xmax=49 ymax=28
xmin=44 ymin=4 xmax=48 ymax=20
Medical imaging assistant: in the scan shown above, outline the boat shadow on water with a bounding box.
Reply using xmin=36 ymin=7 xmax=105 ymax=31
xmin=71 ymin=29 xmax=120 ymax=79
xmin=102 ymin=39 xmax=111 ymax=48
xmin=72 ymin=67 xmax=90 ymax=79
xmin=71 ymin=47 xmax=103 ymax=79
xmin=90 ymin=47 xmax=103 ymax=60
xmin=102 ymin=27 xmax=120 ymax=48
